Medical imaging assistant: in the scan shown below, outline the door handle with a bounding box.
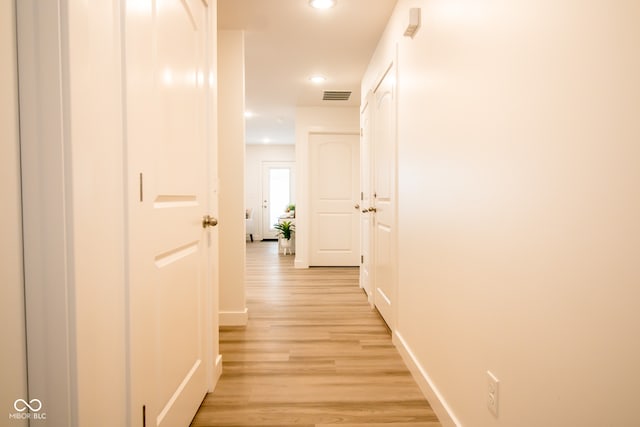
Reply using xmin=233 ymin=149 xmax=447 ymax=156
xmin=354 ymin=204 xmax=360 ymax=210
xmin=368 ymin=207 xmax=377 ymax=213
xmin=202 ymin=215 xmax=218 ymax=228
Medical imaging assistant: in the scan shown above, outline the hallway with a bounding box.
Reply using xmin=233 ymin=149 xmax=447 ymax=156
xmin=191 ymin=241 xmax=440 ymax=426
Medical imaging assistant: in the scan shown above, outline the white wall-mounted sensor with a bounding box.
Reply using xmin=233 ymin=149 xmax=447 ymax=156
xmin=403 ymin=8 xmax=421 ymax=38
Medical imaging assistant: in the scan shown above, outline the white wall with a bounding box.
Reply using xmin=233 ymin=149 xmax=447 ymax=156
xmin=218 ymin=30 xmax=247 ymax=325
xmin=245 ymin=144 xmax=296 ymax=241
xmin=364 ymin=1 xmax=640 ymax=426
xmin=0 ymin=2 xmax=27 ymax=425
xmin=294 ymin=106 xmax=360 ymax=268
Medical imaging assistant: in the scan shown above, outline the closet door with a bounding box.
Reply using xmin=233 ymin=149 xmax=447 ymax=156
xmin=372 ymin=62 xmax=397 ymax=328
xmin=360 ymin=97 xmax=374 ymax=303
xmin=309 ymin=133 xmax=360 ymax=266
xmin=126 ymin=1 xmax=214 ymax=425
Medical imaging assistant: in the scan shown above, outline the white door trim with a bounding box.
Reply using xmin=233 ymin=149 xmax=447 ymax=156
xmin=204 ymin=2 xmax=222 ymax=392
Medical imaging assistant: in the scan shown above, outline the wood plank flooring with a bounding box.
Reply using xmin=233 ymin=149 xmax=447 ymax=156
xmin=190 ymin=241 xmax=441 ymax=427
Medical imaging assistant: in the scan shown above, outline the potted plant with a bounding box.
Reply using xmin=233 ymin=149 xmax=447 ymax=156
xmin=285 ymin=203 xmax=296 ymax=218
xmin=273 ymin=220 xmax=295 ymax=254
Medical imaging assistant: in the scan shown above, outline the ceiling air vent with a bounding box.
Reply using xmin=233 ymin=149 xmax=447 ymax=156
xmin=322 ymin=90 xmax=352 ymax=101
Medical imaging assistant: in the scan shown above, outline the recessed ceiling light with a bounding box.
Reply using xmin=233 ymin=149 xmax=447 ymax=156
xmin=309 ymin=0 xmax=336 ymax=10
xmin=309 ymin=75 xmax=326 ymax=84
xmin=244 ymin=111 xmax=254 ymax=118
xmin=262 ymin=138 xmax=271 ymax=144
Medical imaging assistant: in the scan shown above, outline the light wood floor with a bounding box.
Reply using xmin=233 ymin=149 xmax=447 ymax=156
xmin=191 ymin=241 xmax=441 ymax=427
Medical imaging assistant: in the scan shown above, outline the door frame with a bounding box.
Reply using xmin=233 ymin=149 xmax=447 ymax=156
xmin=17 ymin=2 xmax=78 ymax=423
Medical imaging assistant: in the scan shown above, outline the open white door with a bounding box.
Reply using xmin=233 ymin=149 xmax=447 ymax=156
xmin=372 ymin=63 xmax=397 ymax=328
xmin=360 ymin=96 xmax=374 ymax=304
xmin=309 ymin=133 xmax=360 ymax=266
xmin=125 ymin=1 xmax=213 ymax=425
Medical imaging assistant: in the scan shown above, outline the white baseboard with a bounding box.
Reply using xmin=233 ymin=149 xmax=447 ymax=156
xmin=214 ymin=354 xmax=223 ymax=382
xmin=208 ymin=354 xmax=223 ymax=392
xmin=219 ymin=308 xmax=248 ymax=326
xmin=393 ymin=331 xmax=462 ymax=427
xmin=294 ymin=258 xmax=308 ymax=269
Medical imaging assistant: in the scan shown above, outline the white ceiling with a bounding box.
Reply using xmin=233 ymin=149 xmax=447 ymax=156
xmin=218 ymin=0 xmax=398 ymax=145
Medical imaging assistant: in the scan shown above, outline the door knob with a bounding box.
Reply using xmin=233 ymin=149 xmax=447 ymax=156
xmin=354 ymin=204 xmax=360 ymax=210
xmin=368 ymin=207 xmax=377 ymax=213
xmin=202 ymin=215 xmax=218 ymax=228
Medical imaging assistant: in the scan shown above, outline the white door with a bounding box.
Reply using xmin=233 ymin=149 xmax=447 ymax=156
xmin=360 ymin=97 xmax=374 ymax=303
xmin=0 ymin=2 xmax=28 ymax=424
xmin=261 ymin=162 xmax=295 ymax=239
xmin=125 ymin=1 xmax=213 ymax=426
xmin=372 ymin=63 xmax=397 ymax=328
xmin=309 ymin=133 xmax=360 ymax=266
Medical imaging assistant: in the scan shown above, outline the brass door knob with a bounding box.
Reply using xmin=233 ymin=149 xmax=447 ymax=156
xmin=202 ymin=215 xmax=218 ymax=228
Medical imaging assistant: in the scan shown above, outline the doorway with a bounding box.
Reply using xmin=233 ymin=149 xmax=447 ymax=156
xmin=261 ymin=162 xmax=295 ymax=239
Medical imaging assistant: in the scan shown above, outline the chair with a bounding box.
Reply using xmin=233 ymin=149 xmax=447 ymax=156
xmin=245 ymin=208 xmax=254 ymax=242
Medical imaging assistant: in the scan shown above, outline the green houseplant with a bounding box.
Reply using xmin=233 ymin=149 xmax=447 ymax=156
xmin=273 ymin=220 xmax=295 ymax=240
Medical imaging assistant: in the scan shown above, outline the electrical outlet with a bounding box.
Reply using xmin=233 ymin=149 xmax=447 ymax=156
xmin=487 ymin=371 xmax=499 ymax=417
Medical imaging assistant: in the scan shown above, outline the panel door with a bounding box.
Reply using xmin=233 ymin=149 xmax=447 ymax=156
xmin=360 ymin=98 xmax=374 ymax=303
xmin=373 ymin=63 xmax=397 ymax=328
xmin=309 ymin=133 xmax=360 ymax=266
xmin=125 ymin=1 xmax=213 ymax=426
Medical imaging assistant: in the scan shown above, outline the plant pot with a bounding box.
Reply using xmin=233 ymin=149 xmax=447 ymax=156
xmin=280 ymin=238 xmax=293 ymax=255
